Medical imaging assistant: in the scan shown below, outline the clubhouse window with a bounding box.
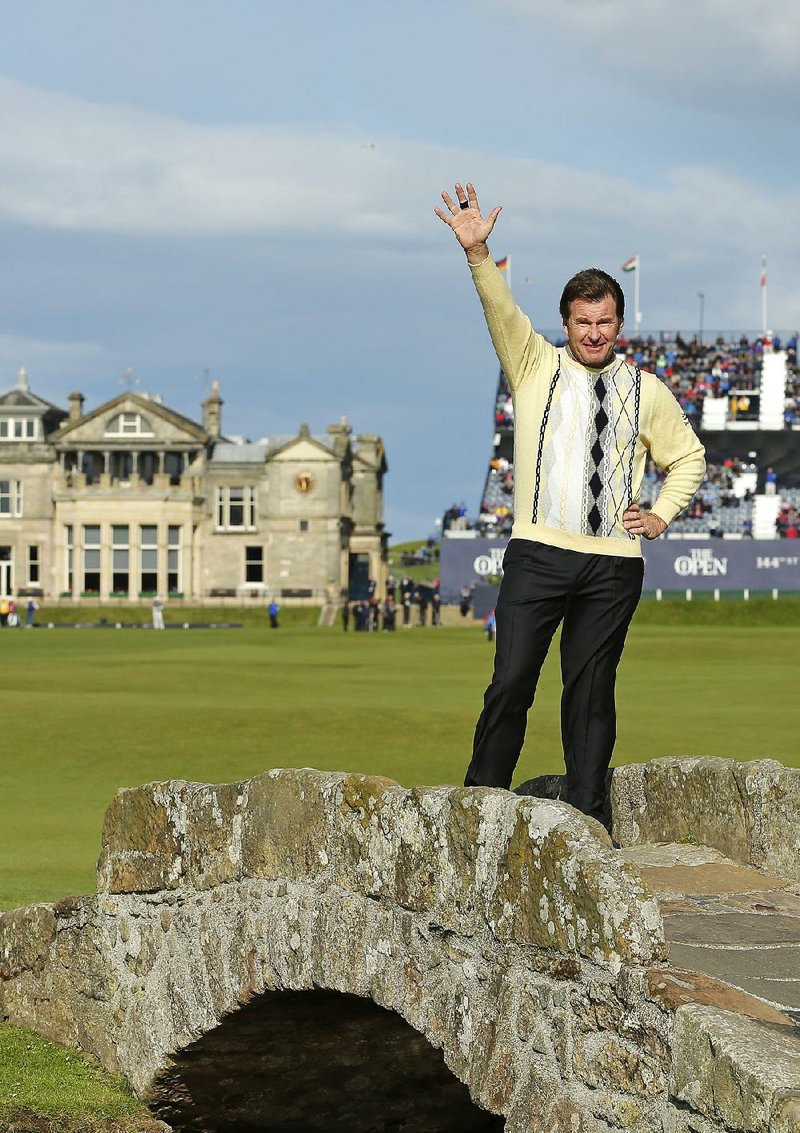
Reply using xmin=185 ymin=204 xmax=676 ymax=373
xmin=27 ymin=544 xmax=40 ymax=585
xmin=164 ymin=452 xmax=183 ymax=486
xmin=216 ymin=485 xmax=256 ymax=531
xmin=65 ymin=525 xmax=73 ymax=592
xmin=82 ymin=524 xmax=101 ymax=594
xmin=112 ymin=525 xmax=129 ymax=593
xmin=167 ymin=525 xmax=181 ymax=593
xmin=0 ymin=480 xmax=23 ymax=517
xmin=0 ymin=417 xmax=37 ymax=441
xmin=105 ymin=412 xmax=154 ymax=436
xmin=245 ymin=545 xmax=264 ymax=583
xmin=140 ymin=525 xmax=158 ymax=593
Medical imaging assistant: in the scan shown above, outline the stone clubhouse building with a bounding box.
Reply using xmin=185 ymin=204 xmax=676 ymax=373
xmin=0 ymin=369 xmax=387 ymax=605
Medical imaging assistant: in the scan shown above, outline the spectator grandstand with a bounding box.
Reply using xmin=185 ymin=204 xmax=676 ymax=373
xmin=443 ymin=330 xmax=800 ymax=542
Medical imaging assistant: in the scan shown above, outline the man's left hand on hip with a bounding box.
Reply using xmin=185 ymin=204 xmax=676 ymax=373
xmin=622 ymin=504 xmax=667 ymax=540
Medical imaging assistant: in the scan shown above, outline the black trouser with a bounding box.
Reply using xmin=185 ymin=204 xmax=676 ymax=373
xmin=464 ymin=539 xmax=644 ymax=822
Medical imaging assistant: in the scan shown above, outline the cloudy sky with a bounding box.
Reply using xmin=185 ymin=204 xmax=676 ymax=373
xmin=2 ymin=1 xmax=798 ymax=539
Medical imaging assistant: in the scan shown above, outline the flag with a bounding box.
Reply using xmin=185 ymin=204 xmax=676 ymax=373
xmin=620 ymin=255 xmax=639 ymax=273
xmin=495 ymin=256 xmax=510 ymax=274
xmin=761 ymin=255 xmax=767 ymax=289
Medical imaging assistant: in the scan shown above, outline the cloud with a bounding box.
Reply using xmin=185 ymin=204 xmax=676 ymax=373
xmin=496 ymin=0 xmax=800 ymax=116
xmin=0 ymin=77 xmax=796 ymax=244
xmin=0 ymin=332 xmax=103 ymax=376
xmin=0 ymin=78 xmax=797 ymax=328
xmin=0 ymin=79 xmax=420 ymax=236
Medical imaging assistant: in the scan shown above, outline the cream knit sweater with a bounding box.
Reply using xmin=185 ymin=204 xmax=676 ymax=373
xmin=471 ymin=256 xmax=706 ymax=558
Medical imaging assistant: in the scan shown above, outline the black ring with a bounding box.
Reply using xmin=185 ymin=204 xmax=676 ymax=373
xmin=459 ymin=200 xmax=469 ymax=210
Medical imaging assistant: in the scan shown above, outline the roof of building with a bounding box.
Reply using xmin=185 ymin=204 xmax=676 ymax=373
xmin=50 ymin=390 xmax=208 ymax=443
xmin=0 ymin=369 xmax=66 ymax=415
xmin=209 ymin=441 xmax=269 ymax=464
xmin=261 ymin=433 xmax=334 ymax=452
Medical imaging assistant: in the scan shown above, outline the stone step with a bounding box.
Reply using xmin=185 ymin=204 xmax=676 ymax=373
xmin=623 ymin=841 xmax=800 ymax=1023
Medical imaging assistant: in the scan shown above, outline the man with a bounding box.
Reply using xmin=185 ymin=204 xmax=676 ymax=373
xmin=435 ymin=182 xmax=706 ymax=824
xmin=151 ymin=596 xmax=165 ymax=630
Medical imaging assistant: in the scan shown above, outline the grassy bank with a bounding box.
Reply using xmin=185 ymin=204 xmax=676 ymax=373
xmin=0 ymin=1025 xmax=159 ymax=1132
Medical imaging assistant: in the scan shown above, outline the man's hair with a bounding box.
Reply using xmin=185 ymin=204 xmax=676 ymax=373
xmin=559 ymin=268 xmax=625 ymax=322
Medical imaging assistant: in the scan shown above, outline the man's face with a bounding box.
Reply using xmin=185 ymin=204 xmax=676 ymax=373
xmin=563 ymin=294 xmax=622 ymax=368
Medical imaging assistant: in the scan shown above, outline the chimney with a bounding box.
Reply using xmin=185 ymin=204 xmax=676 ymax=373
xmin=327 ymin=415 xmax=352 ymax=437
xmin=202 ymin=379 xmax=223 ymax=438
xmin=16 ymin=367 xmax=28 ymax=392
xmin=68 ymin=392 xmax=85 ymax=422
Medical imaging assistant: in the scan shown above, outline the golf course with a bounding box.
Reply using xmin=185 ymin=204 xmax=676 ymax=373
xmin=2 ymin=600 xmax=799 ymax=911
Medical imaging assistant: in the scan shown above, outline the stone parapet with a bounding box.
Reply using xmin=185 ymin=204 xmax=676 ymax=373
xmin=611 ymin=758 xmax=800 ymax=880
xmin=96 ymin=768 xmax=665 ymax=967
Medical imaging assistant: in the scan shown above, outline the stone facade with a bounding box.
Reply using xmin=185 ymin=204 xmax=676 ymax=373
xmin=0 ymin=369 xmax=387 ymax=604
xmin=2 ymin=767 xmax=797 ymax=1131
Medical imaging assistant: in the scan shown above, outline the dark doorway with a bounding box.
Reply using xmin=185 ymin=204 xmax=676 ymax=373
xmin=148 ymin=989 xmax=505 ymax=1132
xmin=348 ymin=553 xmax=371 ymax=601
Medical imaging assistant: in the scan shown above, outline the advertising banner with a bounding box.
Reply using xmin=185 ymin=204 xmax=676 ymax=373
xmin=439 ymin=536 xmax=800 ymax=601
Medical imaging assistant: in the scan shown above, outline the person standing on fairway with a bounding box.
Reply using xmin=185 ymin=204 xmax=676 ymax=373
xmin=436 ymin=182 xmax=706 ymax=824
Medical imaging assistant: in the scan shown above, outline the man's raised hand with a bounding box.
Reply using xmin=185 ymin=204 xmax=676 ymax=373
xmin=435 ymin=182 xmax=502 ymax=260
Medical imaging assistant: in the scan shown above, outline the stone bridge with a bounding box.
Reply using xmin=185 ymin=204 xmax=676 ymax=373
xmin=1 ymin=759 xmax=799 ymax=1132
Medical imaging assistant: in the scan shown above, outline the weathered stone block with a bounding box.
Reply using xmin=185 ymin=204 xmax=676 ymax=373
xmin=0 ymin=904 xmax=56 ymax=978
xmin=612 ymin=758 xmax=800 ymax=882
xmin=545 ymin=1096 xmax=605 ymax=1133
xmin=737 ymin=760 xmax=800 ymax=881
xmin=487 ymin=797 xmax=665 ymax=965
xmin=590 ymin=1091 xmax=659 ymax=1131
xmin=575 ymin=1031 xmax=665 ymax=1097
xmin=671 ymin=1004 xmax=800 ymax=1133
xmin=770 ymin=1094 xmax=800 ymax=1133
xmin=187 ymin=780 xmax=247 ymax=889
xmin=97 ymin=780 xmax=198 ymax=892
xmin=612 ymin=758 xmax=751 ymax=860
xmin=387 ymin=785 xmax=507 ymax=927
xmin=240 ymin=768 xmax=400 ymax=887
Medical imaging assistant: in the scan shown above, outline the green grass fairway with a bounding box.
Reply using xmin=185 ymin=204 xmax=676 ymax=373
xmin=2 ymin=617 xmax=798 ymax=910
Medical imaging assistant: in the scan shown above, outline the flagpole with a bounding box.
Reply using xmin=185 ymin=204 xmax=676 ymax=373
xmin=620 ymin=255 xmax=640 ymax=333
xmin=494 ymin=256 xmax=511 ymax=291
xmin=761 ymin=254 xmax=768 ymax=335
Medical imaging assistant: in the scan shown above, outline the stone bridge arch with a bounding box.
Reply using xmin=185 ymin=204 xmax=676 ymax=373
xmin=148 ymin=987 xmax=506 ymax=1130
xmin=2 ymin=764 xmax=798 ymax=1132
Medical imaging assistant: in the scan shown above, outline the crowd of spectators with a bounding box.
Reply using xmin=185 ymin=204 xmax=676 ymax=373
xmin=495 ymin=380 xmax=514 ymax=427
xmin=614 ymin=332 xmax=777 ymax=423
xmin=776 ymin=494 xmax=800 ymax=539
xmin=344 ymin=575 xmax=442 ymax=630
xmin=442 ymin=502 xmax=469 ymax=532
xmin=784 ymin=340 xmax=800 ymax=428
